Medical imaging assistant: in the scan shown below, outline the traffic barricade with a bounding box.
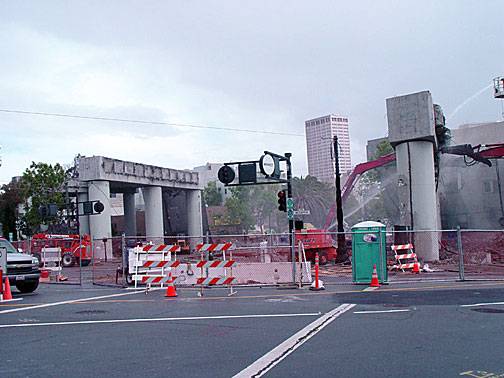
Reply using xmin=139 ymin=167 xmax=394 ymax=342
xmin=130 ymin=244 xmax=181 ymax=289
xmin=390 ymin=243 xmax=419 ymax=272
xmin=40 ymin=247 xmax=66 ymax=281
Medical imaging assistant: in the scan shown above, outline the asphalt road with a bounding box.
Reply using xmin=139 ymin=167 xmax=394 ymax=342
xmin=1 ymin=282 xmax=504 ymax=377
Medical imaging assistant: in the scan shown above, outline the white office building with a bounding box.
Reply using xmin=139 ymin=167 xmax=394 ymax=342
xmin=305 ymin=114 xmax=352 ymax=183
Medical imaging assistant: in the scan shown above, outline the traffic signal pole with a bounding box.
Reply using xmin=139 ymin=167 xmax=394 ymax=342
xmin=285 ymin=153 xmax=293 ymax=233
xmin=285 ymin=153 xmax=294 ymax=263
xmin=333 ymin=136 xmax=348 ymax=261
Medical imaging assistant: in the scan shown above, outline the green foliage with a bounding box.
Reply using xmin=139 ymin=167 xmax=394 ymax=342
xmin=222 ymin=175 xmax=336 ymax=233
xmin=225 ymin=187 xmax=255 ymax=232
xmin=292 ymin=176 xmax=334 ymax=228
xmin=20 ymin=162 xmax=67 ymax=235
xmin=203 ymin=181 xmax=222 ymax=206
xmin=249 ymin=185 xmax=281 ymax=233
xmin=373 ymin=140 xmax=393 ymax=159
xmin=0 ymin=181 xmax=23 ymax=240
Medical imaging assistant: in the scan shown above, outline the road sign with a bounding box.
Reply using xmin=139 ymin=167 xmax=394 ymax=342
xmin=293 ymin=209 xmax=311 ymax=216
xmin=286 ymin=198 xmax=294 ymax=210
xmin=287 ymin=209 xmax=294 ymax=220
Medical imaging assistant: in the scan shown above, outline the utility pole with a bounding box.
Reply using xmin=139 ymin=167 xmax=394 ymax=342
xmin=285 ymin=153 xmax=294 ymax=262
xmin=333 ymin=135 xmax=348 ymax=261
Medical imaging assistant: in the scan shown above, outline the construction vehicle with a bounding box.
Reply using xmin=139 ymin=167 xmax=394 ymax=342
xmin=295 ymin=228 xmax=337 ymax=265
xmin=30 ymin=233 xmax=92 ymax=268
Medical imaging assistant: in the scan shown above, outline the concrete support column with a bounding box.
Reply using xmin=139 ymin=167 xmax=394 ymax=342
xmin=123 ymin=192 xmax=137 ymax=237
xmin=143 ymin=186 xmax=164 ymax=241
xmin=78 ymin=191 xmax=90 ymax=236
xmin=396 ymin=141 xmax=439 ymax=261
xmin=186 ymin=189 xmax=203 ymax=250
xmin=88 ymin=181 xmax=112 ymax=259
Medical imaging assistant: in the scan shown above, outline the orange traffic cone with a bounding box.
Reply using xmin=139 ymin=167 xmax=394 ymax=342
xmin=3 ymin=277 xmax=13 ymax=301
xmin=412 ymin=262 xmax=420 ymax=274
xmin=165 ymin=274 xmax=177 ymax=298
xmin=370 ymin=264 xmax=380 ymax=287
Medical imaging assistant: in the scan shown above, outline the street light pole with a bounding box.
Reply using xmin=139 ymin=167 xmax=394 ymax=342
xmin=333 ymin=135 xmax=347 ymax=261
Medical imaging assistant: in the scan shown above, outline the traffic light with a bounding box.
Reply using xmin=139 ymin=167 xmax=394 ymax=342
xmin=277 ymin=190 xmax=287 ymax=212
xmin=218 ymin=165 xmax=236 ymax=184
xmin=82 ymin=200 xmax=104 ymax=215
xmin=93 ymin=201 xmax=104 ymax=214
xmin=38 ymin=204 xmax=58 ymax=218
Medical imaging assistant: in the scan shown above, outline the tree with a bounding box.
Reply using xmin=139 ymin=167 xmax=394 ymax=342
xmin=203 ymin=181 xmax=222 ymax=206
xmin=20 ymin=162 xmax=67 ymax=235
xmin=0 ymin=180 xmax=23 ymax=240
xmin=292 ymin=176 xmax=334 ymax=228
xmin=374 ymin=140 xmax=393 ymax=158
xmin=248 ymin=185 xmax=279 ymax=233
xmin=224 ymin=186 xmax=255 ymax=232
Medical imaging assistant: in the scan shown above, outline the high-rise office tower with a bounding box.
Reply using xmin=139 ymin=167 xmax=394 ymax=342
xmin=305 ymin=114 xmax=352 ymax=184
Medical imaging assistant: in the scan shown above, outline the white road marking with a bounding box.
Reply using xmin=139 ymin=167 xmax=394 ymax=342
xmin=460 ymin=302 xmax=504 ymax=308
xmin=0 ymin=298 xmax=23 ymax=303
xmin=363 ymin=287 xmax=379 ymax=292
xmin=233 ymin=303 xmax=355 ymax=378
xmin=0 ymin=312 xmax=321 ymax=329
xmin=0 ymin=290 xmax=149 ymax=315
xmin=353 ymin=309 xmax=411 ymax=314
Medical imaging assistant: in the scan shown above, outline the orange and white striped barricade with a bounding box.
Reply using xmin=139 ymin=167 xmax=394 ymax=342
xmin=196 ymin=242 xmax=236 ymax=260
xmin=390 ymin=243 xmax=420 ymax=273
xmin=196 ymin=258 xmax=237 ymax=296
xmin=131 ymin=244 xmax=181 ymax=288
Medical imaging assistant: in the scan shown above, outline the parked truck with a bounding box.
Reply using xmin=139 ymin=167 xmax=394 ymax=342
xmin=1 ymin=238 xmax=40 ymax=293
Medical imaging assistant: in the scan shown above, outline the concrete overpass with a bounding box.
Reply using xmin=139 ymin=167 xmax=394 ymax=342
xmin=77 ymin=156 xmax=203 ymax=243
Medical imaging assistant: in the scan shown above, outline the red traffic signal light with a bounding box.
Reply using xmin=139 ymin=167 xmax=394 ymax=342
xmin=277 ymin=190 xmax=287 ymax=212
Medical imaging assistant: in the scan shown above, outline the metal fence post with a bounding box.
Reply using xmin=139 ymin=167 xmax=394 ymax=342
xmin=91 ymin=237 xmax=95 ymax=285
xmin=79 ymin=234 xmax=82 ymax=286
xmin=291 ymin=230 xmax=296 ymax=285
xmin=457 ymin=226 xmax=465 ymax=281
xmin=121 ymin=233 xmax=126 ymax=287
xmin=378 ymin=228 xmax=384 ymax=282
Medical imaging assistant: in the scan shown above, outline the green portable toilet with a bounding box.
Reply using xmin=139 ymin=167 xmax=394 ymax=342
xmin=352 ymin=221 xmax=387 ymax=284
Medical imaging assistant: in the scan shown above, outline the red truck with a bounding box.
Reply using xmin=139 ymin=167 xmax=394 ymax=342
xmin=295 ymin=229 xmax=337 ymax=265
xmin=30 ymin=233 xmax=92 ymax=267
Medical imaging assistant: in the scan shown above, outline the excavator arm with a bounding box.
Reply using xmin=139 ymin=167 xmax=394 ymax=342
xmin=323 ymin=143 xmax=504 ymax=230
xmin=323 ymin=153 xmax=396 ymax=229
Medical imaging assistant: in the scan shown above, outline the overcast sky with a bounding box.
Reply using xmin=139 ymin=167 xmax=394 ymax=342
xmin=0 ymin=1 xmax=502 ymax=185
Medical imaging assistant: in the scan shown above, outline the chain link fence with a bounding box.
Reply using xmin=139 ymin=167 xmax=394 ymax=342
xmin=11 ymin=236 xmax=86 ymax=285
xmin=9 ymin=228 xmax=503 ymax=288
xmin=459 ymin=230 xmax=504 ymax=280
xmin=91 ymin=233 xmax=312 ymax=288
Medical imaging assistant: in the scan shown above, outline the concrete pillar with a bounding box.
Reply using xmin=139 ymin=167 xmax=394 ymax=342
xmin=186 ymin=189 xmax=203 ymax=249
xmin=123 ymin=192 xmax=137 ymax=237
xmin=88 ymin=181 xmax=112 ymax=259
xmin=143 ymin=186 xmax=164 ymax=241
xmin=396 ymin=141 xmax=439 ymax=261
xmin=78 ymin=191 xmax=90 ymax=236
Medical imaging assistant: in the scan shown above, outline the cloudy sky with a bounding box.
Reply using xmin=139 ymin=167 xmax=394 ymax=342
xmin=0 ymin=1 xmax=502 ymax=185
